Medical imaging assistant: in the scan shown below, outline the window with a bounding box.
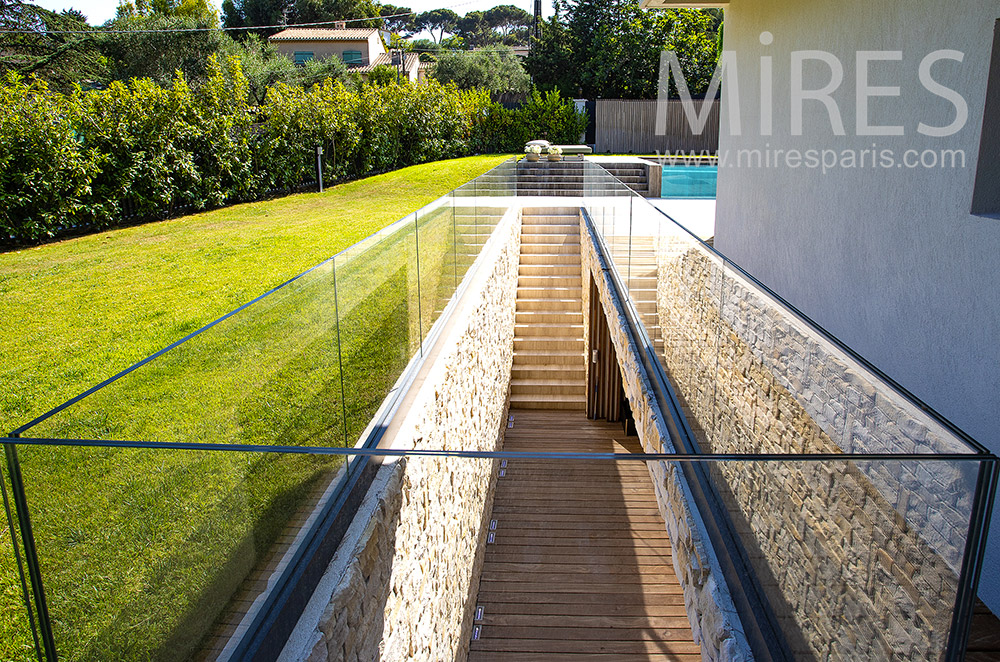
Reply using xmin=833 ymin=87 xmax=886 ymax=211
xmin=342 ymin=50 xmax=363 ymax=66
xmin=293 ymin=51 xmax=314 ymax=67
xmin=972 ymin=19 xmax=1000 ymax=215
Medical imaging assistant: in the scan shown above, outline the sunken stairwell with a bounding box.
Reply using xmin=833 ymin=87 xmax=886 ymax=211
xmin=509 ymin=208 xmax=586 ymax=411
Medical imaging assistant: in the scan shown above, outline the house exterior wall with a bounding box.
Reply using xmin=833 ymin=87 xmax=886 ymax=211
xmin=272 ymin=34 xmax=384 ymax=64
xmin=713 ymin=0 xmax=1000 ymax=612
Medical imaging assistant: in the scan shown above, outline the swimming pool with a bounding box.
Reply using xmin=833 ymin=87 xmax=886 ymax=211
xmin=661 ymin=164 xmax=718 ymax=199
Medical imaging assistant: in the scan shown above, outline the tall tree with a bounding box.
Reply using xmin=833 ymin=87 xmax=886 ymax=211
xmin=100 ymin=13 xmax=225 ymax=84
xmin=293 ymin=0 xmax=380 ymax=27
xmin=416 ymin=8 xmax=457 ymax=44
xmin=0 ymin=4 xmax=107 ymax=91
xmin=380 ymin=4 xmax=415 ymax=36
xmin=526 ymin=0 xmax=720 ymax=99
xmin=455 ymin=10 xmax=489 ymax=49
xmin=431 ymin=44 xmax=530 ymax=92
xmin=483 ymin=4 xmax=530 ymax=42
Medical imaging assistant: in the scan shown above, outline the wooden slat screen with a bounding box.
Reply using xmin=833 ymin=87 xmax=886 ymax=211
xmin=595 ymin=98 xmax=719 ymax=155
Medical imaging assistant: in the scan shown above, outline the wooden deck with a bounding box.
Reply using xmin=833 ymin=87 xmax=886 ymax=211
xmin=468 ymin=408 xmax=700 ymax=661
xmin=968 ymin=600 xmax=1000 ymax=661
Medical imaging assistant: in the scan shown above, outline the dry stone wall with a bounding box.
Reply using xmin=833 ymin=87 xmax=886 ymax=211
xmin=298 ymin=212 xmax=520 ymax=662
xmin=654 ymin=235 xmax=975 ymax=660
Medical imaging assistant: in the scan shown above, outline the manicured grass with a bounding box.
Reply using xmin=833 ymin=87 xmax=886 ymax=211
xmin=0 ymin=154 xmax=510 ymax=660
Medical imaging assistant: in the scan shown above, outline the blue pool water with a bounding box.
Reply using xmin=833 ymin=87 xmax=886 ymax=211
xmin=661 ymin=164 xmax=718 ymax=199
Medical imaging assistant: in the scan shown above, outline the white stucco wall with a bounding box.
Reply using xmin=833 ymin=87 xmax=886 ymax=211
xmin=713 ymin=0 xmax=1000 ymax=613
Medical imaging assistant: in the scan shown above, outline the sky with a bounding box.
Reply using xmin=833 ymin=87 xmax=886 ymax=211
xmin=29 ymin=0 xmax=553 ymax=28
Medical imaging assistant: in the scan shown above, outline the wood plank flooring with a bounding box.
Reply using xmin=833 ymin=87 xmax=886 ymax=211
xmin=967 ymin=600 xmax=1000 ymax=661
xmin=468 ymin=408 xmax=700 ymax=661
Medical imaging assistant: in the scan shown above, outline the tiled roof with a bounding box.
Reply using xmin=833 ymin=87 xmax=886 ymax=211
xmin=355 ymin=52 xmax=419 ymax=73
xmin=269 ymin=28 xmax=378 ymax=41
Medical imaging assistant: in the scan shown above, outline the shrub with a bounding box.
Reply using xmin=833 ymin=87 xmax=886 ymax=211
xmin=0 ymin=56 xmax=587 ymax=246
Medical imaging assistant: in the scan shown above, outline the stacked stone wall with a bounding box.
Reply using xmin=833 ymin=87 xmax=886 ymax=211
xmin=298 ymin=213 xmax=520 ymax=662
xmin=654 ymin=237 xmax=976 ymax=660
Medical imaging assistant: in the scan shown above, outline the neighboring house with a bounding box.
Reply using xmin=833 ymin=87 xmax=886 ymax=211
xmin=268 ymin=25 xmax=421 ymax=82
xmin=641 ymin=0 xmax=1000 ymax=616
xmin=355 ymin=51 xmax=421 ymax=83
xmin=269 ymin=24 xmax=383 ymax=69
xmin=417 ymin=60 xmax=434 ymax=83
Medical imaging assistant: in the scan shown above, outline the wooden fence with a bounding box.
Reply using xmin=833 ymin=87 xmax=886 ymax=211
xmin=595 ymin=98 xmax=719 ymax=154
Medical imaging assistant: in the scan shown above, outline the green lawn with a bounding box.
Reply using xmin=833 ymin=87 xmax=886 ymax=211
xmin=0 ymin=154 xmax=510 ymax=660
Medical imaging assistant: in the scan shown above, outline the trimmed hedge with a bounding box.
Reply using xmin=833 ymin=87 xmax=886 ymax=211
xmin=0 ymin=55 xmax=587 ymax=245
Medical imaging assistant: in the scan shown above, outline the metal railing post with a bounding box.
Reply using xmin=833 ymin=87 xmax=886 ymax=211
xmin=4 ymin=438 xmax=56 ymax=660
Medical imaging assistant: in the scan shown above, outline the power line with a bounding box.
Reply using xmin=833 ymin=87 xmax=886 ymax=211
xmin=0 ymin=0 xmax=495 ymax=35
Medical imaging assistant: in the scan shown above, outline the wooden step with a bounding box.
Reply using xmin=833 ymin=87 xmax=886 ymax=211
xmin=514 ymin=323 xmax=585 ymax=337
xmin=512 ymin=350 xmax=585 ymax=366
xmin=511 ymin=365 xmax=586 ymax=381
xmin=516 ymin=286 xmax=582 ymax=299
xmin=516 ymin=298 xmax=580 ymax=312
xmin=517 ymin=275 xmax=580 ymax=288
xmin=518 ymin=264 xmax=580 ymax=277
xmin=510 ymin=379 xmax=585 ymax=396
xmin=515 ymin=311 xmax=584 ymax=325
xmin=521 ymin=243 xmax=580 ymax=255
xmin=514 ymin=337 xmax=584 ymax=352
xmin=519 ymin=253 xmax=580 ymax=266
xmin=508 ymin=393 xmax=586 ymax=410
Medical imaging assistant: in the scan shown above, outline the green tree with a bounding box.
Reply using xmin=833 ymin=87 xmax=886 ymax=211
xmin=455 ymin=11 xmax=489 ymax=49
xmin=416 ymin=8 xmax=458 ymax=44
xmin=380 ymin=4 xmax=416 ymax=36
xmin=221 ymin=0 xmax=288 ymax=30
xmin=293 ymin=0 xmax=381 ymax=27
xmin=483 ymin=4 xmax=530 ymax=43
xmin=99 ymin=13 xmax=226 ymax=85
xmin=219 ymin=33 xmax=351 ymax=104
xmin=410 ymin=37 xmax=442 ymax=61
xmin=431 ymin=45 xmax=529 ymax=93
xmin=526 ymin=0 xmax=720 ymax=99
xmin=116 ymin=0 xmax=219 ymax=22
xmin=0 ymin=4 xmax=107 ymax=91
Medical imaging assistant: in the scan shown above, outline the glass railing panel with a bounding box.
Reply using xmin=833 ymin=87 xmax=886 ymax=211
xmin=648 ymin=213 xmax=727 ymax=450
xmin=333 ymin=218 xmax=420 ymax=447
xmin=26 ymin=259 xmax=346 ymax=449
xmin=714 ymin=254 xmax=976 ymax=456
xmin=14 ymin=443 xmax=344 ymax=661
xmin=692 ymin=456 xmax=980 ymax=661
xmin=416 ymin=198 xmax=460 ymax=339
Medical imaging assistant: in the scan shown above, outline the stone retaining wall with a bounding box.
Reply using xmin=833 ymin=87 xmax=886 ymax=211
xmin=580 ymin=218 xmax=753 ymax=662
xmin=292 ymin=211 xmax=520 ymax=662
xmin=654 ymin=234 xmax=974 ymax=660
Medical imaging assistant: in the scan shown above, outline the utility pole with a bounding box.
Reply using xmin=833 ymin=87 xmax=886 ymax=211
xmin=533 ymin=0 xmax=541 ymax=40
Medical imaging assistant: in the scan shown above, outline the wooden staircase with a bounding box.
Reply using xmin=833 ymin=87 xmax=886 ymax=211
xmin=510 ymin=208 xmax=586 ymax=410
